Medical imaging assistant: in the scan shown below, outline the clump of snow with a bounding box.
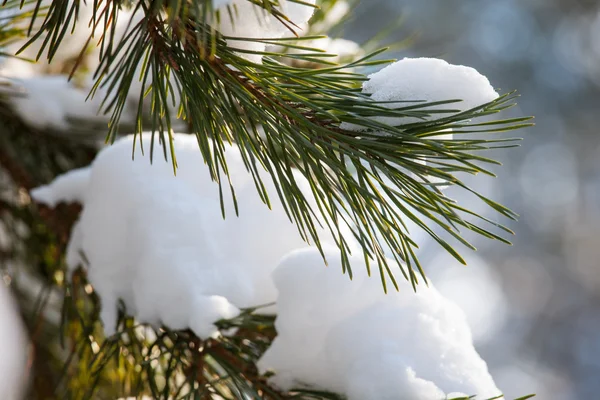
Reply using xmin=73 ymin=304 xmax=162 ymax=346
xmin=30 ymin=167 xmax=90 ymax=207
xmin=0 ymin=283 xmax=28 ymax=400
xmin=258 ymin=246 xmax=501 ymax=400
xmin=7 ymin=76 xmax=108 ymax=131
xmin=281 ymin=0 xmax=317 ymax=30
xmin=31 ymin=133 xmax=345 ymax=338
xmin=1 ymin=0 xmax=315 ymax=131
xmin=4 ymin=65 xmax=182 ymax=133
xmin=342 ymin=57 xmax=499 ymax=129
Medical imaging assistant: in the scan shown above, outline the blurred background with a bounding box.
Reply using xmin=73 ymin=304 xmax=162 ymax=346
xmin=343 ymin=0 xmax=600 ymax=399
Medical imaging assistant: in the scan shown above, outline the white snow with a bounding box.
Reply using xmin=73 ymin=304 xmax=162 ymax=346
xmin=0 ymin=0 xmax=94 ymax=78
xmin=31 ymin=133 xmax=345 ymax=338
xmin=0 ymin=0 xmax=316 ymax=131
xmin=310 ymin=0 xmax=350 ymax=33
xmin=31 ymin=132 xmax=503 ymax=398
xmin=0 ymin=283 xmax=28 ymax=400
xmin=0 ymin=2 xmax=149 ymax=132
xmin=258 ymin=246 xmax=501 ymax=400
xmin=427 ymin=253 xmax=508 ymax=344
xmin=5 ymin=75 xmax=138 ymax=131
xmin=31 ymin=167 xmax=91 ymax=207
xmin=276 ymin=37 xmax=363 ymax=66
xmin=0 ymin=1 xmax=142 ymax=78
xmin=214 ymin=0 xmax=317 ymax=61
xmin=342 ymin=57 xmax=499 ymax=129
xmin=7 ymin=77 xmax=96 ymax=131
xmin=211 ymin=0 xmax=234 ymax=8
xmin=0 ymin=4 xmax=174 ymax=132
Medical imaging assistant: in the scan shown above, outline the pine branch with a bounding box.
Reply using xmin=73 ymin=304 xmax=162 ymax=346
xmin=0 ymin=0 xmax=533 ymax=289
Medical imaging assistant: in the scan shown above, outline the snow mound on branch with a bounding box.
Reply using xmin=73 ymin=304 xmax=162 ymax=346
xmin=30 ymin=167 xmax=91 ymax=207
xmin=4 ymin=68 xmax=181 ymax=133
xmin=343 ymin=57 xmax=499 ymax=129
xmin=31 ymin=133 xmax=343 ymax=338
xmin=0 ymin=283 xmax=28 ymax=400
xmin=258 ymin=246 xmax=501 ymax=400
xmin=0 ymin=4 xmax=153 ymax=132
xmin=7 ymin=76 xmax=111 ymax=131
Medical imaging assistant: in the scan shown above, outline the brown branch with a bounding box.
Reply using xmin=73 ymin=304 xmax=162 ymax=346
xmin=0 ymin=143 xmax=36 ymax=190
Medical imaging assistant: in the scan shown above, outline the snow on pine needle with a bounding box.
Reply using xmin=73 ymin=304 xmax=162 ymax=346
xmin=342 ymin=57 xmax=500 ymax=131
xmin=0 ymin=0 xmax=319 ymax=133
xmin=31 ymin=133 xmax=351 ymax=338
xmin=31 ymin=134 xmax=504 ymax=399
xmin=258 ymin=245 xmax=502 ymax=400
xmin=213 ymin=0 xmax=318 ymax=61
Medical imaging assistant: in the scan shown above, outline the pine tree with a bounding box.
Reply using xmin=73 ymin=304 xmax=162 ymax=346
xmin=0 ymin=1 xmax=534 ymax=399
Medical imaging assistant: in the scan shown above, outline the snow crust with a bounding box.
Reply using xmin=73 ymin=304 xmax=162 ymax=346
xmin=0 ymin=283 xmax=27 ymax=400
xmin=343 ymin=57 xmax=499 ymax=129
xmin=258 ymin=246 xmax=501 ymax=400
xmin=31 ymin=133 xmax=343 ymax=338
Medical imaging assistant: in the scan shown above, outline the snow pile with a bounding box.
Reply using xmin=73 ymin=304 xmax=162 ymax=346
xmin=30 ymin=132 xmax=503 ymax=397
xmin=3 ymin=65 xmax=182 ymax=133
xmin=0 ymin=283 xmax=28 ymax=400
xmin=258 ymin=246 xmax=501 ymax=400
xmin=342 ymin=58 xmax=499 ymax=129
xmin=31 ymin=133 xmax=346 ymax=338
xmin=315 ymin=38 xmax=362 ymax=61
